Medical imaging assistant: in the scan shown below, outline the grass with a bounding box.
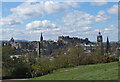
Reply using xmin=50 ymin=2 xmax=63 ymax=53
xmin=30 ymin=62 xmax=118 ymax=80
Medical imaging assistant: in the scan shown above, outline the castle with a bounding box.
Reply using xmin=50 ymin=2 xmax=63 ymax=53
xmin=2 ymin=32 xmax=112 ymax=56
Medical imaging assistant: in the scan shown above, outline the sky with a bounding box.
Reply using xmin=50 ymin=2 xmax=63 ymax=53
xmin=0 ymin=1 xmax=118 ymax=42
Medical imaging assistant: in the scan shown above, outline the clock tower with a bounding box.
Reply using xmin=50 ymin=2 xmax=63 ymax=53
xmin=97 ymin=32 xmax=104 ymax=55
xmin=97 ymin=32 xmax=103 ymax=46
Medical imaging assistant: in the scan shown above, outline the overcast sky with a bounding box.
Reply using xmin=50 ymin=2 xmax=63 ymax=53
xmin=0 ymin=1 xmax=118 ymax=42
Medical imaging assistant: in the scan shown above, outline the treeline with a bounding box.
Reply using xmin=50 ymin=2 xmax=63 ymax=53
xmin=2 ymin=46 xmax=119 ymax=79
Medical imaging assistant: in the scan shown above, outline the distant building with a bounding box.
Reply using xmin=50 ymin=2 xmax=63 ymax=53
xmin=3 ymin=36 xmax=41 ymax=56
xmin=97 ymin=32 xmax=103 ymax=46
xmin=58 ymin=36 xmax=91 ymax=45
xmin=2 ymin=32 xmax=118 ymax=56
xmin=97 ymin=32 xmax=104 ymax=55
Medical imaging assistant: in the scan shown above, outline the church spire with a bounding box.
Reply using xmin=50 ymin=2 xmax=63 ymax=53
xmin=107 ymin=36 xmax=109 ymax=45
xmin=40 ymin=32 xmax=43 ymax=42
xmin=106 ymin=36 xmax=110 ymax=54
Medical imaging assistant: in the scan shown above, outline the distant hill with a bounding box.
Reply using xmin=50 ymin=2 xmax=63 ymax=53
xmin=0 ymin=40 xmax=28 ymax=43
xmin=0 ymin=40 xmax=8 ymax=43
xmin=14 ymin=40 xmax=28 ymax=42
xmin=110 ymin=41 xmax=118 ymax=43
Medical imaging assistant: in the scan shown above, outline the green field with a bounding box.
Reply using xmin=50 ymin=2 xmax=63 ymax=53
xmin=30 ymin=62 xmax=118 ymax=80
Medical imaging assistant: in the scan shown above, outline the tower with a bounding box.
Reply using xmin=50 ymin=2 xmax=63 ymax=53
xmin=37 ymin=33 xmax=44 ymax=57
xmin=97 ymin=32 xmax=103 ymax=46
xmin=97 ymin=32 xmax=104 ymax=55
xmin=10 ymin=37 xmax=14 ymax=43
xmin=9 ymin=37 xmax=14 ymax=47
xmin=37 ymin=41 xmax=40 ymax=57
xmin=106 ymin=36 xmax=110 ymax=54
xmin=40 ymin=32 xmax=43 ymax=42
xmin=40 ymin=32 xmax=44 ymax=55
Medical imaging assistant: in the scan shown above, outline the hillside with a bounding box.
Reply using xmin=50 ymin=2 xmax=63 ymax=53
xmin=30 ymin=62 xmax=118 ymax=80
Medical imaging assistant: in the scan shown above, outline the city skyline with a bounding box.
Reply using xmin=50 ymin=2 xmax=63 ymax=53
xmin=1 ymin=1 xmax=118 ymax=42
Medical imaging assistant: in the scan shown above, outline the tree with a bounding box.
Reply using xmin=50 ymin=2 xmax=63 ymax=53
xmin=11 ymin=57 xmax=30 ymax=78
xmin=95 ymin=45 xmax=104 ymax=56
xmin=54 ymin=48 xmax=64 ymax=57
xmin=2 ymin=46 xmax=15 ymax=77
xmin=2 ymin=46 xmax=15 ymax=66
xmin=68 ymin=46 xmax=85 ymax=66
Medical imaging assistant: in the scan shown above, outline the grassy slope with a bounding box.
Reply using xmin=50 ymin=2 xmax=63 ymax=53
xmin=30 ymin=62 xmax=118 ymax=80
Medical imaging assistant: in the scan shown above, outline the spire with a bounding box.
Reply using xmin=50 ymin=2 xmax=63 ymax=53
xmin=106 ymin=36 xmax=110 ymax=54
xmin=107 ymin=36 xmax=109 ymax=45
xmin=40 ymin=32 xmax=43 ymax=42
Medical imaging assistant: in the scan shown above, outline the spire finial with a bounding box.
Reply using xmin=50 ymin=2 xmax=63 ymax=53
xmin=99 ymin=31 xmax=101 ymax=35
xmin=107 ymin=36 xmax=109 ymax=41
xmin=40 ymin=32 xmax=43 ymax=42
xmin=41 ymin=32 xmax=42 ymax=36
xmin=98 ymin=29 xmax=101 ymax=35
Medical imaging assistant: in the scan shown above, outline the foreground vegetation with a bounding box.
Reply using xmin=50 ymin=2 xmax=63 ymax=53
xmin=2 ymin=46 xmax=119 ymax=79
xmin=30 ymin=62 xmax=118 ymax=80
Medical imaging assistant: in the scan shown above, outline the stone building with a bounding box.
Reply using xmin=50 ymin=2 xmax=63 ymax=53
xmin=58 ymin=36 xmax=91 ymax=45
xmin=2 ymin=32 xmax=60 ymax=56
xmin=97 ymin=32 xmax=103 ymax=46
xmin=2 ymin=36 xmax=41 ymax=56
